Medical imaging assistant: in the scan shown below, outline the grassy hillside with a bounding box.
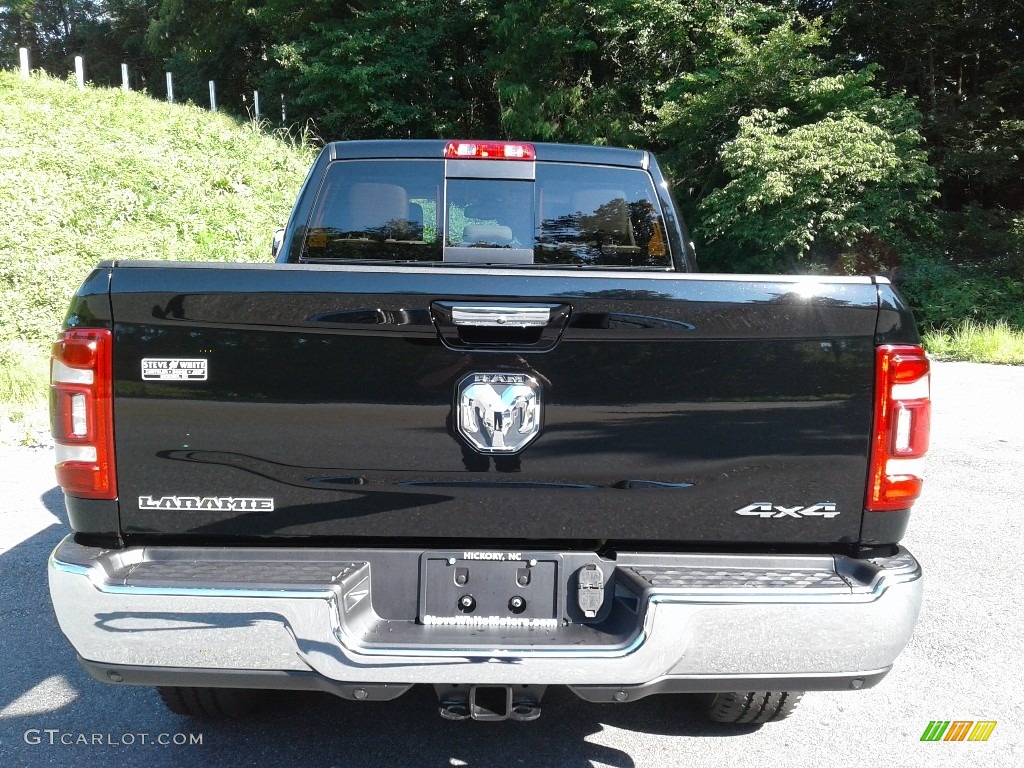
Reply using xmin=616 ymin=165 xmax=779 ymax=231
xmin=0 ymin=70 xmax=316 ymax=410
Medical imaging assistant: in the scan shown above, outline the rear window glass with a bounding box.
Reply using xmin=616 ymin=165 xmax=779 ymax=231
xmin=302 ymin=160 xmax=670 ymax=268
xmin=303 ymin=160 xmax=444 ymax=263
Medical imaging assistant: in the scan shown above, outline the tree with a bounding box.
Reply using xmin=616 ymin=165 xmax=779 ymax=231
xmin=701 ymin=93 xmax=937 ymax=272
xmin=647 ymin=4 xmax=937 ymax=272
xmin=267 ymin=0 xmax=497 ymax=139
xmin=147 ymin=0 xmax=264 ymax=111
xmin=803 ymin=0 xmax=1024 ymax=270
xmin=490 ymin=0 xmax=716 ymax=146
xmin=1 ymin=1 xmax=104 ymax=75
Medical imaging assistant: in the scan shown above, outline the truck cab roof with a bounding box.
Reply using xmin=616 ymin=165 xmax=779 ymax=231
xmin=327 ymin=139 xmax=650 ymax=169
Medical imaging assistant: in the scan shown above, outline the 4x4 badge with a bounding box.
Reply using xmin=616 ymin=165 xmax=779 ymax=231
xmin=456 ymin=373 xmax=542 ymax=454
xmin=735 ymin=502 xmax=839 ymax=519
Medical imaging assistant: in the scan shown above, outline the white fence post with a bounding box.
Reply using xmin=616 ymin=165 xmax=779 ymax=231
xmin=166 ymin=72 xmax=174 ymax=103
xmin=19 ymin=47 xmax=29 ymax=78
xmin=121 ymin=63 xmax=129 ymax=91
xmin=253 ymin=90 xmax=260 ymax=119
xmin=209 ymin=80 xmax=216 ymax=111
xmin=74 ymin=56 xmax=84 ymax=89
xmin=280 ymin=94 xmax=286 ymax=124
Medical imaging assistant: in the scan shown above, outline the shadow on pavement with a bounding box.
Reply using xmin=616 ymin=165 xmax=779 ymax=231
xmin=0 ymin=487 xmax=72 ymax=717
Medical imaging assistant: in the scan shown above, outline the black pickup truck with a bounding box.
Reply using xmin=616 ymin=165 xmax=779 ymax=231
xmin=47 ymin=140 xmax=930 ymax=724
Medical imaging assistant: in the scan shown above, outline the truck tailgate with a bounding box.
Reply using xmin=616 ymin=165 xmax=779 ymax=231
xmin=110 ymin=262 xmax=880 ymax=547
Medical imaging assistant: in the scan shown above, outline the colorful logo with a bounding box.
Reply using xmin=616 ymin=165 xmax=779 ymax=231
xmin=920 ymin=721 xmax=997 ymax=742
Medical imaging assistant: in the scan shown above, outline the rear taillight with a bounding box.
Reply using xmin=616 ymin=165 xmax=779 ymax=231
xmin=866 ymin=345 xmax=930 ymax=511
xmin=50 ymin=329 xmax=117 ymax=499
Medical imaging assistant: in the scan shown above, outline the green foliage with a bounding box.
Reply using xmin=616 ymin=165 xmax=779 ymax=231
xmin=490 ymin=0 xmax=601 ymax=141
xmin=491 ymin=0 xmax=665 ymax=144
xmin=147 ymin=0 xmax=263 ymax=111
xmin=898 ymin=254 xmax=1024 ymax=331
xmin=817 ymin=0 xmax=1024 ymax=332
xmin=700 ymin=96 xmax=937 ymax=271
xmin=813 ymin=0 xmax=1024 ymax=212
xmin=923 ymin=320 xmax=1024 ymax=365
xmin=1 ymin=2 xmax=167 ymax=92
xmin=269 ymin=0 xmax=496 ymax=139
xmin=938 ymin=206 xmax=1024 ymax=279
xmin=651 ymin=4 xmax=825 ymax=207
xmin=0 ymin=2 xmax=104 ymax=73
xmin=0 ymin=69 xmax=314 ymax=378
xmin=0 ymin=340 xmax=47 ymax=405
xmin=646 ymin=8 xmax=938 ymax=273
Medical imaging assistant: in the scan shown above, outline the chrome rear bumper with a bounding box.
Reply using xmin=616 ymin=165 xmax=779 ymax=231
xmin=48 ymin=537 xmax=922 ymax=691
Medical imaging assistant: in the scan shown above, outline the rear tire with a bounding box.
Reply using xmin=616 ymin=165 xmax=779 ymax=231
xmin=156 ymin=686 xmax=270 ymax=718
xmin=701 ymin=691 xmax=803 ymax=724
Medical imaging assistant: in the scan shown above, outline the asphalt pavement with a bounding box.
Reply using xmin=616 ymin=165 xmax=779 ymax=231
xmin=0 ymin=361 xmax=1020 ymax=767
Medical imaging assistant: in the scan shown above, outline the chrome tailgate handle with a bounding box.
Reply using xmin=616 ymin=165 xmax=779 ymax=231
xmin=431 ymin=301 xmax=571 ymax=350
xmin=451 ymin=305 xmax=554 ymax=328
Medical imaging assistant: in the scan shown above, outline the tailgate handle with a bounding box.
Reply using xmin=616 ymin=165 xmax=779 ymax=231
xmin=431 ymin=301 xmax=571 ymax=350
xmin=451 ymin=305 xmax=551 ymax=328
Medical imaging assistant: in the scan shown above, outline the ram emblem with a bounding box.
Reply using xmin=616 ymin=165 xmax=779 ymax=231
xmin=456 ymin=373 xmax=542 ymax=454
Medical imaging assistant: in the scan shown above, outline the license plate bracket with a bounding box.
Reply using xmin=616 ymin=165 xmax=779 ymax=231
xmin=419 ymin=551 xmax=561 ymax=626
